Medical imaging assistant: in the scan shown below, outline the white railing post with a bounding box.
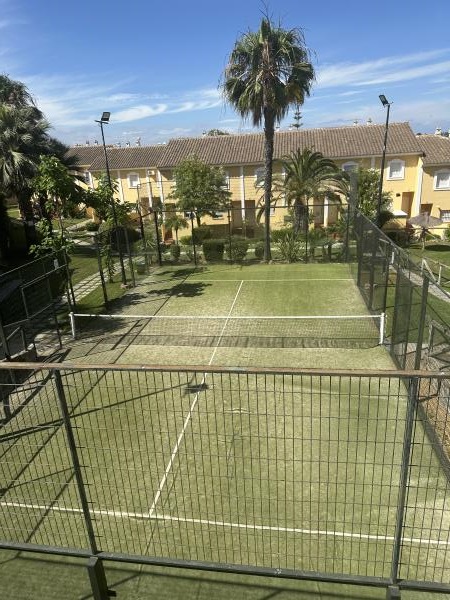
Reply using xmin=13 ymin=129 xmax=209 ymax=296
xmin=379 ymin=312 xmax=386 ymax=345
xmin=69 ymin=312 xmax=76 ymax=339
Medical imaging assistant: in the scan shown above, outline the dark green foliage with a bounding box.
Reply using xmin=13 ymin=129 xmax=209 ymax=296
xmin=271 ymin=228 xmax=294 ymax=243
xmin=226 ymin=236 xmax=249 ymax=261
xmin=203 ymin=239 xmax=225 ymax=261
xmin=192 ymin=225 xmax=212 ymax=246
xmin=170 ymin=244 xmax=181 ymax=261
xmin=179 ymin=235 xmax=192 ymax=245
xmin=277 ymin=231 xmax=304 ymax=262
xmin=86 ymin=221 xmax=100 ymax=232
xmin=254 ymin=241 xmax=265 ymax=259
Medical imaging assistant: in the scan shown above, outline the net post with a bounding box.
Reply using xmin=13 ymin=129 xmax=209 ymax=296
xmin=379 ymin=312 xmax=386 ymax=345
xmin=69 ymin=312 xmax=76 ymax=339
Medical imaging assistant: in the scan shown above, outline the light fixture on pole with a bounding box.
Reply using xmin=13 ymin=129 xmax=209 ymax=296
xmin=376 ymin=94 xmax=392 ymax=227
xmin=95 ymin=112 xmax=127 ymax=285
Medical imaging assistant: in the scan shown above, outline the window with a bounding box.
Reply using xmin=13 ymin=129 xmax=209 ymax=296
xmin=435 ymin=170 xmax=450 ymax=190
xmin=128 ymin=172 xmax=140 ymax=188
xmin=221 ymin=170 xmax=230 ymax=190
xmin=440 ymin=209 xmax=450 ymax=222
xmin=387 ymin=159 xmax=405 ymax=180
xmin=342 ymin=162 xmax=358 ymax=172
xmin=255 ymin=167 xmax=265 ymax=187
xmin=82 ymin=171 xmax=91 ymax=185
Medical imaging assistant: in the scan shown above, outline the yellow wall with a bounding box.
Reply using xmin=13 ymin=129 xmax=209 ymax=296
xmin=420 ymin=167 xmax=450 ymax=217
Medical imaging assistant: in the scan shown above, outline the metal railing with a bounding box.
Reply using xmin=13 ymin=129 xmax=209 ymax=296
xmin=1 ymin=361 xmax=450 ymax=599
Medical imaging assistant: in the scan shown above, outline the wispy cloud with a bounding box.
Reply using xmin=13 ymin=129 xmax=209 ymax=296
xmin=317 ymin=49 xmax=450 ymax=89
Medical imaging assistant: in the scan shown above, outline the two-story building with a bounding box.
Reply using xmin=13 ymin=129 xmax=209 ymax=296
xmin=67 ymin=122 xmax=450 ymax=238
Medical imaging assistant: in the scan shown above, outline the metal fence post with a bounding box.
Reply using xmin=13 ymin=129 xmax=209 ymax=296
xmin=414 ymin=275 xmax=429 ymax=370
xmin=389 ymin=375 xmax=419 ymax=595
xmin=53 ymin=370 xmax=114 ymax=600
xmin=190 ymin=213 xmax=198 ymax=266
xmin=124 ymin=228 xmax=135 ymax=288
xmin=154 ymin=209 xmax=162 ymax=266
xmin=95 ymin=237 xmax=109 ymax=306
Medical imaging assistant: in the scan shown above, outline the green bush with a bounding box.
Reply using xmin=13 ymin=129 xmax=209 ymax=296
xmin=254 ymin=241 xmax=265 ymax=259
xmin=444 ymin=226 xmax=450 ymax=241
xmin=271 ymin=228 xmax=294 ymax=243
xmin=192 ymin=225 xmax=212 ymax=246
xmin=86 ymin=221 xmax=100 ymax=232
xmin=278 ymin=232 xmax=303 ymax=262
xmin=179 ymin=235 xmax=192 ymax=245
xmin=203 ymin=239 xmax=225 ymax=262
xmin=170 ymin=244 xmax=181 ymax=261
xmin=226 ymin=236 xmax=249 ymax=261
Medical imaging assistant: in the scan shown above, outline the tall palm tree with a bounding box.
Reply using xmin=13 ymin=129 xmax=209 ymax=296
xmin=223 ymin=16 xmax=314 ymax=260
xmin=277 ymin=148 xmax=348 ymax=233
xmin=0 ymin=104 xmax=50 ymax=246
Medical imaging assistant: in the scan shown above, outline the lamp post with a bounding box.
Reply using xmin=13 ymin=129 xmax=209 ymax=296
xmin=377 ymin=94 xmax=392 ymax=227
xmin=95 ymin=111 xmax=127 ymax=286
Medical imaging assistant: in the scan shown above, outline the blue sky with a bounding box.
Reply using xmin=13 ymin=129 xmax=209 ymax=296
xmin=2 ymin=0 xmax=450 ymax=146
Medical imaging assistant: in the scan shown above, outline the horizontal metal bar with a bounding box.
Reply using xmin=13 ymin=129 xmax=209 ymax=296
xmin=0 ymin=540 xmax=90 ymax=558
xmin=72 ymin=313 xmax=383 ymax=320
xmin=0 ymin=360 xmax=446 ymax=379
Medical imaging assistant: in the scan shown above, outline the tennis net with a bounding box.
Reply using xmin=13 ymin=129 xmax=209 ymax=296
xmin=69 ymin=312 xmax=386 ymax=349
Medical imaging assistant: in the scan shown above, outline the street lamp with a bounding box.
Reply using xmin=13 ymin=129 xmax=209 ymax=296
xmin=95 ymin=111 xmax=127 ymax=286
xmin=377 ymin=94 xmax=392 ymax=227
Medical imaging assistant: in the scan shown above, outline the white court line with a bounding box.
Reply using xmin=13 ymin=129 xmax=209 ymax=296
xmin=148 ymin=280 xmax=244 ymax=517
xmin=186 ymin=278 xmax=353 ymax=282
xmin=2 ymin=501 xmax=449 ymax=548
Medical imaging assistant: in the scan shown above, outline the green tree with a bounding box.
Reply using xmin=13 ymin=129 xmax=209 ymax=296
xmin=223 ymin=16 xmax=314 ymax=260
xmin=205 ymin=129 xmax=230 ymax=136
xmin=0 ymin=103 xmax=50 ymax=247
xmin=164 ymin=212 xmax=189 ymax=244
xmin=355 ymin=168 xmax=393 ymax=225
xmin=32 ymin=155 xmax=84 ymax=238
xmin=168 ymin=156 xmax=231 ymax=226
xmin=277 ymin=149 xmax=348 ymax=233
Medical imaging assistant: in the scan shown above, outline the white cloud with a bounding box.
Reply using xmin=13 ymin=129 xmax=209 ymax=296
xmin=113 ymin=104 xmax=168 ymax=122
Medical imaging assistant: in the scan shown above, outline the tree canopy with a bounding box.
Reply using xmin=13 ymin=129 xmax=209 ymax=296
xmin=168 ymin=156 xmax=231 ymax=226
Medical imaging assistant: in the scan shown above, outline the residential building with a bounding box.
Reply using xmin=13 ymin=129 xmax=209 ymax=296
xmin=67 ymin=122 xmax=450 ymax=238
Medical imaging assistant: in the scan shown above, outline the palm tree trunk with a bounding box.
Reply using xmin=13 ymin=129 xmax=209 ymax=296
xmin=263 ymin=108 xmax=275 ymax=262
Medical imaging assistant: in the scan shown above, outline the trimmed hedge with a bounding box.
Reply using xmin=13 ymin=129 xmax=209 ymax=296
xmin=226 ymin=236 xmax=249 ymax=261
xmin=203 ymin=239 xmax=224 ymax=261
xmin=254 ymin=241 xmax=265 ymax=259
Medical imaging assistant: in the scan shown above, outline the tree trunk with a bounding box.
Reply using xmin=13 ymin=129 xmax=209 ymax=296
xmin=18 ymin=188 xmax=37 ymax=249
xmin=263 ymin=108 xmax=275 ymax=262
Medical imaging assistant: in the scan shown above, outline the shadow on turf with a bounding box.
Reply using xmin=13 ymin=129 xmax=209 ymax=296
xmin=0 ymin=553 xmax=380 ymax=599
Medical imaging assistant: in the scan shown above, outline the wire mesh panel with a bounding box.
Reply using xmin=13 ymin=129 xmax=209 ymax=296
xmin=0 ymin=367 xmax=90 ymax=550
xmin=1 ymin=363 xmax=450 ymax=593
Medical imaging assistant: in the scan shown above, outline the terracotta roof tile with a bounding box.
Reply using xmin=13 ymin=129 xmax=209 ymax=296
xmin=416 ymin=134 xmax=450 ymax=166
xmin=88 ymin=145 xmax=166 ymax=171
xmin=66 ymin=145 xmax=166 ymax=170
xmin=157 ymin=122 xmax=422 ymax=168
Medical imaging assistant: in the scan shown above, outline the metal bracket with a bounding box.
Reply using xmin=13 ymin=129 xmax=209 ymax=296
xmin=87 ymin=557 xmax=116 ymax=599
xmin=386 ymin=585 xmax=401 ymax=599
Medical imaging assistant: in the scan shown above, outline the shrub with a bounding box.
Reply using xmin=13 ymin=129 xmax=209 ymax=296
xmin=203 ymin=239 xmax=224 ymax=262
xmin=444 ymin=226 xmax=450 ymax=241
xmin=277 ymin=232 xmax=303 ymax=262
xmin=179 ymin=235 xmax=192 ymax=245
xmin=170 ymin=244 xmax=181 ymax=261
xmin=192 ymin=225 xmax=212 ymax=246
xmin=271 ymin=227 xmax=294 ymax=243
xmin=226 ymin=236 xmax=249 ymax=261
xmin=254 ymin=241 xmax=265 ymax=260
xmin=86 ymin=221 xmax=100 ymax=232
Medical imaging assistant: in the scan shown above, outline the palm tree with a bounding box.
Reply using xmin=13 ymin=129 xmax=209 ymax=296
xmin=277 ymin=148 xmax=348 ymax=234
xmin=223 ymin=16 xmax=314 ymax=261
xmin=0 ymin=104 xmax=50 ymax=246
xmin=164 ymin=213 xmax=188 ymax=244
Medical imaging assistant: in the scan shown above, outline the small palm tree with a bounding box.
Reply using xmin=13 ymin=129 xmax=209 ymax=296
xmin=164 ymin=213 xmax=188 ymax=244
xmin=276 ymin=148 xmax=348 ymax=233
xmin=223 ymin=16 xmax=314 ymax=261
